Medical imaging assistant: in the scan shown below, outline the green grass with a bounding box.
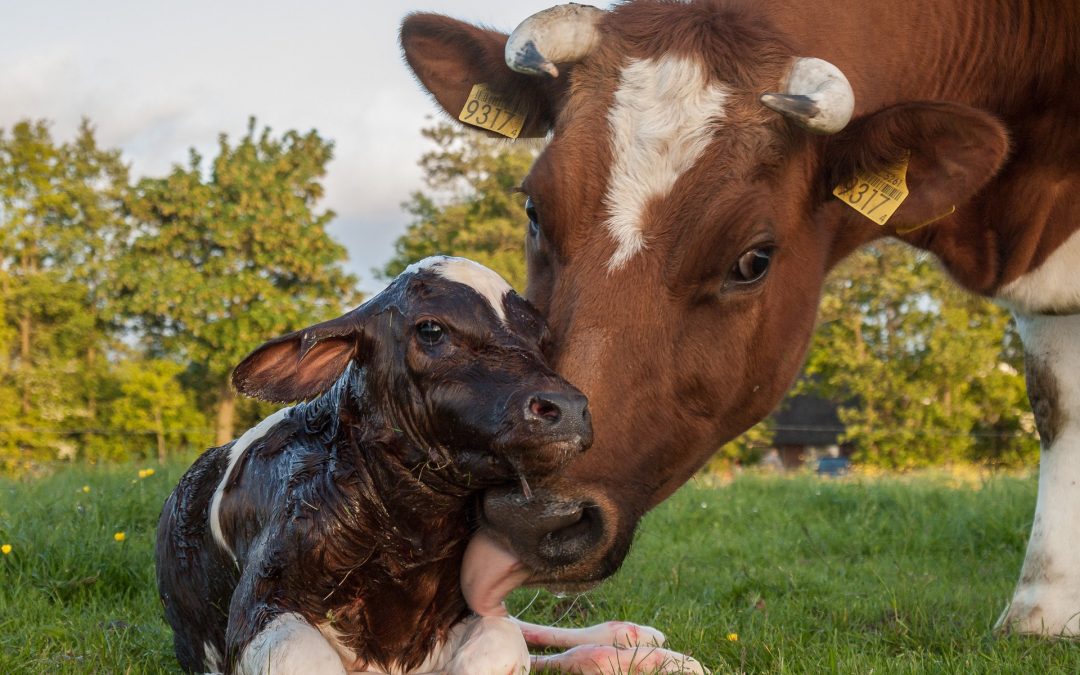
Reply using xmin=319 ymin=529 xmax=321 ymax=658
xmin=1 ymin=464 xmax=1077 ymax=673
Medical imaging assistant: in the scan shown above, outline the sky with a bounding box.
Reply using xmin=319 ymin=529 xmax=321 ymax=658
xmin=0 ymin=0 xmax=562 ymax=294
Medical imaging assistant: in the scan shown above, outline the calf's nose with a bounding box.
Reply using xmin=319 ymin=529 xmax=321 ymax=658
xmin=525 ymin=391 xmax=591 ymax=446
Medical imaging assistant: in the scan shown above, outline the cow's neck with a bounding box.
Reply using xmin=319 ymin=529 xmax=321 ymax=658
xmin=764 ymin=0 xmax=1080 ymax=305
xmin=770 ymin=0 xmax=1077 ymax=115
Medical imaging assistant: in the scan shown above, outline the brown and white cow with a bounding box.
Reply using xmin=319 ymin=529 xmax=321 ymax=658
xmin=401 ymin=1 xmax=1080 ymax=636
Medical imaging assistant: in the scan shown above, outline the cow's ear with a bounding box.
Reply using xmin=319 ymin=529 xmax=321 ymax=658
xmin=824 ymin=102 xmax=1009 ymax=229
xmin=232 ymin=311 xmax=365 ymax=404
xmin=400 ymin=13 xmax=565 ymax=138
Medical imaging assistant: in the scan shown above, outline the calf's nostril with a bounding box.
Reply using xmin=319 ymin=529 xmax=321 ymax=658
xmin=528 ymin=396 xmax=562 ymax=422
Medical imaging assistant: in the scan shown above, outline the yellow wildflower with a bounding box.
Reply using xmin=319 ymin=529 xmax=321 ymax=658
xmin=113 ymin=532 xmax=126 ymax=542
xmin=1 ymin=544 xmax=11 ymax=555
xmin=138 ymin=468 xmax=155 ymax=479
xmin=726 ymin=633 xmax=739 ymax=642
xmin=82 ymin=485 xmax=91 ymax=493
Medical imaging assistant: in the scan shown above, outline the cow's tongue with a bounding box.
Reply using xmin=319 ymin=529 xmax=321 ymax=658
xmin=461 ymin=530 xmax=532 ymax=616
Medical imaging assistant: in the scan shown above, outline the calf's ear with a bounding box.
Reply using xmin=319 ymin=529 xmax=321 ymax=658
xmin=232 ymin=312 xmax=364 ymax=403
xmin=400 ymin=13 xmax=564 ymax=138
xmin=824 ymin=101 xmax=1009 ymax=229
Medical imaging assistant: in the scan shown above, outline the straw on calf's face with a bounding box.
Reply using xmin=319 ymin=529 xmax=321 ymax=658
xmin=155 ymin=257 xmax=595 ymax=673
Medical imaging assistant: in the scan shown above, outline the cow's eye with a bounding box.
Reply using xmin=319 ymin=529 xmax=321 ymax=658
xmin=525 ymin=196 xmax=540 ymax=237
xmin=730 ymin=247 xmax=774 ymax=285
xmin=416 ymin=320 xmax=445 ymax=346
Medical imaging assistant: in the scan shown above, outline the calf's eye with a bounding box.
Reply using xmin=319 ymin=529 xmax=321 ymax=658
xmin=731 ymin=247 xmax=774 ymax=285
xmin=416 ymin=320 xmax=445 ymax=346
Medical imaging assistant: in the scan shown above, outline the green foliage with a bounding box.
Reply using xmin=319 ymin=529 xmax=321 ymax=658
xmin=382 ymin=122 xmax=539 ymax=290
xmin=712 ymin=419 xmax=774 ymax=469
xmin=801 ymin=242 xmax=1037 ymax=469
xmin=0 ymin=118 xmax=359 ymax=468
xmin=0 ymin=120 xmax=130 ymax=469
xmin=119 ymin=118 xmax=360 ymax=442
xmin=89 ymin=360 xmax=210 ymax=463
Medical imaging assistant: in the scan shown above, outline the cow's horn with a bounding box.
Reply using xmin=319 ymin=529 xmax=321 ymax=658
xmin=505 ymin=3 xmax=605 ymax=78
xmin=760 ymin=57 xmax=854 ymax=134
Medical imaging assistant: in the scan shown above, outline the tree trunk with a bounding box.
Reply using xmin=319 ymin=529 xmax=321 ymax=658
xmin=19 ymin=309 xmax=31 ymax=416
xmin=215 ymin=383 xmax=237 ymax=446
xmin=86 ymin=345 xmax=98 ymax=419
xmin=154 ymin=406 xmax=167 ymax=464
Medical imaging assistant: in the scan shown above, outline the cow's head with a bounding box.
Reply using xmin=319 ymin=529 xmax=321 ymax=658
xmin=401 ymin=2 xmax=1009 ymax=586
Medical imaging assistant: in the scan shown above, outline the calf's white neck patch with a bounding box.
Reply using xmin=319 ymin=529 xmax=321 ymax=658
xmin=405 ymin=255 xmax=512 ymax=322
xmin=604 ymin=55 xmax=729 ymax=269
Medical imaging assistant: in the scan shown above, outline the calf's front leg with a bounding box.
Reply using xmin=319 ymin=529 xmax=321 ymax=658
xmin=235 ymin=612 xmax=345 ymax=675
xmin=515 ymin=618 xmax=704 ymax=674
xmin=998 ymin=313 xmax=1080 ymax=636
xmin=440 ymin=615 xmax=531 ymax=675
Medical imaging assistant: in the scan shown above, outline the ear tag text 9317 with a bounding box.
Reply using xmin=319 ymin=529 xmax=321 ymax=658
xmin=458 ymin=84 xmax=527 ymax=139
xmin=833 ymin=155 xmax=910 ymax=226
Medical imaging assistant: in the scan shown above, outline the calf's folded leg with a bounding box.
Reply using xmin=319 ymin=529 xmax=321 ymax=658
xmin=531 ymin=644 xmax=706 ymax=675
xmin=512 ymin=618 xmax=665 ymax=649
xmin=440 ymin=615 xmax=531 ymax=675
xmin=235 ymin=612 xmax=346 ymax=675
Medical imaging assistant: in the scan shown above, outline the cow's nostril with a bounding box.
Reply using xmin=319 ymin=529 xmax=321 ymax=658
xmin=529 ymin=396 xmax=562 ymax=422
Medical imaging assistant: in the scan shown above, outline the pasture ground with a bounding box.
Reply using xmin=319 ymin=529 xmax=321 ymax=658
xmin=1 ymin=462 xmax=1077 ymax=673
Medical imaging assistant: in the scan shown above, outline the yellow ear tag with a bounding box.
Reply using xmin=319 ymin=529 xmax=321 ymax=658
xmin=458 ymin=84 xmax=527 ymax=139
xmin=833 ymin=156 xmax=910 ymax=226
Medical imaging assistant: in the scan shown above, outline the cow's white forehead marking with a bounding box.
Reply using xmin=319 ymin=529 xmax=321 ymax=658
xmin=604 ymin=55 xmax=729 ymax=269
xmin=996 ymin=228 xmax=1080 ymax=314
xmin=405 ymin=255 xmax=512 ymax=322
xmin=210 ymin=406 xmax=293 ymax=562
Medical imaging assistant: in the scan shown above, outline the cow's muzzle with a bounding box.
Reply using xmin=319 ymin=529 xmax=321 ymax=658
xmin=480 ymin=485 xmax=608 ymax=578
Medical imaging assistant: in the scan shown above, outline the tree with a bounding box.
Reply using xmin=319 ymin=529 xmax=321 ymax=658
xmin=0 ymin=119 xmax=130 ymax=467
xmin=382 ymin=122 xmax=540 ymax=290
xmin=120 ymin=119 xmax=360 ymax=444
xmin=101 ymin=359 xmax=210 ymax=463
xmin=800 ymin=241 xmax=1037 ymax=468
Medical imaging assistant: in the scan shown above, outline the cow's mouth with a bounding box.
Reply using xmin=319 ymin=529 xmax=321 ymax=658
xmin=462 ymin=495 xmax=605 ymax=617
xmin=476 ymin=483 xmax=611 ymax=582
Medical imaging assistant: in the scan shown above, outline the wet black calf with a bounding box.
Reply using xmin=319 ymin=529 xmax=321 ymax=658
xmin=155 ymin=256 xmax=590 ymax=674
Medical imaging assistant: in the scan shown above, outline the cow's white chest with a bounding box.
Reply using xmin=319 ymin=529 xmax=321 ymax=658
xmin=996 ymin=228 xmax=1080 ymax=314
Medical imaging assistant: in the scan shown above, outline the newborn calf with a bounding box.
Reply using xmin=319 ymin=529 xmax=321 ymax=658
xmin=156 ymin=257 xmax=592 ymax=674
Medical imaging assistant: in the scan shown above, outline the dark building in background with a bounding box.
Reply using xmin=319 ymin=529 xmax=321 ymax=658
xmin=766 ymin=394 xmax=853 ymax=471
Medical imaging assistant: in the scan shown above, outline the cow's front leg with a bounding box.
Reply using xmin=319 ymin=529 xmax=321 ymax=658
xmin=998 ymin=313 xmax=1080 ymax=636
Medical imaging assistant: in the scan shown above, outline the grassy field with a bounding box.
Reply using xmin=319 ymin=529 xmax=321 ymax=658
xmin=1 ymin=462 xmax=1077 ymax=673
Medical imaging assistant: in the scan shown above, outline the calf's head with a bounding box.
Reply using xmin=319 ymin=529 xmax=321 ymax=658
xmin=232 ymin=255 xmax=591 ymax=490
xmin=402 ymin=2 xmax=1010 ymax=586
